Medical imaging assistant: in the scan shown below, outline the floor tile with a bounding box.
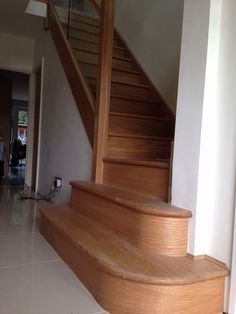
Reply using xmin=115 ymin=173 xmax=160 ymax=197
xmin=0 ymin=261 xmax=105 ymax=314
xmin=0 ymin=232 xmax=60 ymax=268
xmin=0 ymin=202 xmax=39 ymax=228
xmin=0 ymin=187 xmax=108 ymax=314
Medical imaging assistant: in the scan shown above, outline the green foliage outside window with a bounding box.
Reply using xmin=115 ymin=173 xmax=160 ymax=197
xmin=18 ymin=111 xmax=28 ymax=126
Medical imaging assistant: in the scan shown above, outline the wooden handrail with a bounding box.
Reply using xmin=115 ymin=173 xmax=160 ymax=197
xmin=93 ymin=0 xmax=115 ymax=183
xmin=47 ymin=0 xmax=95 ymax=145
xmin=91 ymin=0 xmax=102 ymax=12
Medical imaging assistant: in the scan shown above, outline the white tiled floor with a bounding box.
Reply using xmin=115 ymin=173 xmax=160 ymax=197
xmin=0 ymin=187 xmax=108 ymax=314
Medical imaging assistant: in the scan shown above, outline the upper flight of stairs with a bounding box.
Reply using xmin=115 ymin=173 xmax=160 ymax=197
xmin=40 ymin=4 xmax=229 ymax=314
xmin=55 ymin=5 xmax=175 ymax=199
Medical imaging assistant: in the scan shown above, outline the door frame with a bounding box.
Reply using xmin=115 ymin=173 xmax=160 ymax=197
xmin=25 ymin=58 xmax=44 ymax=192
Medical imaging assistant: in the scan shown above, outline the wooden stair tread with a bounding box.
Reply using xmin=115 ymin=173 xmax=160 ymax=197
xmin=110 ymin=111 xmax=172 ymax=122
xmin=41 ymin=205 xmax=228 ymax=285
xmin=70 ymin=181 xmax=191 ymax=218
xmin=103 ymin=157 xmax=170 ymax=169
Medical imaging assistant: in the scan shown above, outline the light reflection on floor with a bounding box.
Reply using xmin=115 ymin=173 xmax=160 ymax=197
xmin=0 ymin=165 xmax=25 ymax=187
xmin=0 ymin=186 xmax=108 ymax=314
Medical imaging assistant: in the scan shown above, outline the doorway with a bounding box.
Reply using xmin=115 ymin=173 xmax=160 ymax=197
xmin=0 ymin=70 xmax=30 ymax=187
xmin=31 ymin=66 xmax=42 ymax=190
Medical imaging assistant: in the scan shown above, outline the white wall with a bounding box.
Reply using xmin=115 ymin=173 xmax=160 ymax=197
xmin=0 ymin=32 xmax=35 ymax=74
xmin=172 ymin=1 xmax=211 ymax=239
xmin=115 ymin=0 xmax=184 ymax=112
xmin=34 ymin=31 xmax=93 ymax=203
xmin=173 ymin=0 xmax=236 ymax=310
xmin=217 ymin=0 xmax=236 ymax=312
xmin=173 ymin=0 xmax=236 ymax=264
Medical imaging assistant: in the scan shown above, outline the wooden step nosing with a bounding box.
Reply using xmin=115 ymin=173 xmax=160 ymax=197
xmin=109 ymin=133 xmax=173 ymax=142
xmin=70 ymin=182 xmax=192 ymax=218
xmin=110 ymin=111 xmax=172 ymax=122
xmin=41 ymin=206 xmax=228 ymax=285
xmin=103 ymin=157 xmax=170 ymax=169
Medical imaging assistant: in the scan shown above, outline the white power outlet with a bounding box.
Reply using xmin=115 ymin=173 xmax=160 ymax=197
xmin=54 ymin=177 xmax=63 ymax=188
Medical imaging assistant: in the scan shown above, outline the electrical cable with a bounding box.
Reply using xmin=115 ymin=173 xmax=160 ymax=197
xmin=18 ymin=184 xmax=60 ymax=201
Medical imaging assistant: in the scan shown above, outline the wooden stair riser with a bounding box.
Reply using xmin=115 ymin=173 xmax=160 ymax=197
xmin=108 ymin=136 xmax=172 ymax=159
xmin=75 ymin=49 xmax=133 ymax=69
xmin=56 ymin=8 xmax=100 ymax=27
xmin=79 ymin=63 xmax=141 ymax=84
xmin=87 ymin=78 xmax=150 ymax=100
xmin=68 ymin=28 xmax=98 ymax=41
xmin=103 ymin=160 xmax=169 ymax=200
xmin=109 ymin=114 xmax=173 ymax=138
xmin=110 ymin=96 xmax=163 ymax=117
xmin=68 ymin=28 xmax=120 ymax=45
xmin=111 ymin=69 xmax=141 ymax=84
xmin=41 ymin=217 xmax=225 ymax=314
xmin=111 ymin=83 xmax=150 ymax=101
xmin=61 ymin=19 xmax=100 ymax=35
xmin=71 ymin=187 xmax=188 ymax=255
xmin=69 ymin=38 xmax=125 ymax=58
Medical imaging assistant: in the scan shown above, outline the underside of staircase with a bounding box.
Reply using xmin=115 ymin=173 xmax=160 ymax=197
xmin=40 ymin=2 xmax=229 ymax=313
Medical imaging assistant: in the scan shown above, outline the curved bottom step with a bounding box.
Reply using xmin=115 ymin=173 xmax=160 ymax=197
xmin=40 ymin=205 xmax=228 ymax=314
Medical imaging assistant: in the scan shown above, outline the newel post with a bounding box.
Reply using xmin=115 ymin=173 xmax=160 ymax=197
xmin=93 ymin=0 xmax=115 ymax=183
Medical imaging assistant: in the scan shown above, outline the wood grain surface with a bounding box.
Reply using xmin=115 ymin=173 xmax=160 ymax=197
xmin=40 ymin=205 xmax=228 ymax=314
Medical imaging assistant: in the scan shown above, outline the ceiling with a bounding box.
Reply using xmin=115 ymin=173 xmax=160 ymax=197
xmin=0 ymin=0 xmax=43 ymax=39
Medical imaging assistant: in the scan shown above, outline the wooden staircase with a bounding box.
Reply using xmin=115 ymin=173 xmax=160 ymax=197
xmin=40 ymin=2 xmax=229 ymax=313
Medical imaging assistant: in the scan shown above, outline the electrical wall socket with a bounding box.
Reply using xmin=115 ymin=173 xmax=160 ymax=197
xmin=54 ymin=177 xmax=63 ymax=188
